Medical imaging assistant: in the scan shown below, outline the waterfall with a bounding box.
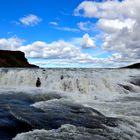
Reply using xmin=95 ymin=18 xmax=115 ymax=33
xmin=0 ymin=68 xmax=140 ymax=140
xmin=0 ymin=68 xmax=139 ymax=97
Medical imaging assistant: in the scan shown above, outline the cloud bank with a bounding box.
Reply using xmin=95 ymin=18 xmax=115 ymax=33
xmin=0 ymin=36 xmax=123 ymax=68
xmin=74 ymin=0 xmax=140 ymax=65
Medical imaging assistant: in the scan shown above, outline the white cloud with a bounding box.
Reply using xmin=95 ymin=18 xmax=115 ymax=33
xmin=0 ymin=37 xmax=24 ymax=50
xmin=56 ymin=27 xmax=79 ymax=32
xmin=82 ymin=34 xmax=96 ymax=48
xmin=0 ymin=37 xmax=94 ymax=64
xmin=97 ymin=18 xmax=135 ymax=33
xmin=74 ymin=1 xmax=99 ymax=18
xmin=0 ymin=37 xmax=90 ymax=66
xmin=49 ymin=22 xmax=58 ymax=26
xmin=0 ymin=37 xmax=115 ymax=67
xmin=0 ymin=36 xmax=138 ymax=68
xmin=77 ymin=21 xmax=95 ymax=31
xmin=75 ymin=0 xmax=140 ymax=65
xmin=19 ymin=14 xmax=42 ymax=26
xmin=20 ymin=40 xmax=93 ymax=62
xmin=74 ymin=0 xmax=140 ymax=19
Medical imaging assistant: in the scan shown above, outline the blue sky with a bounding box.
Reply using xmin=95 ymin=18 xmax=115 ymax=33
xmin=0 ymin=0 xmax=139 ymax=68
xmin=0 ymin=0 xmax=90 ymax=41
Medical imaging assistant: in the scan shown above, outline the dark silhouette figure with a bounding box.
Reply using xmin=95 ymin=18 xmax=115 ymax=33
xmin=60 ymin=75 xmax=64 ymax=80
xmin=36 ymin=77 xmax=41 ymax=87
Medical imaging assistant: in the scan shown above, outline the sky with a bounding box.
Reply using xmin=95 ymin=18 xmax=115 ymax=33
xmin=0 ymin=0 xmax=140 ymax=68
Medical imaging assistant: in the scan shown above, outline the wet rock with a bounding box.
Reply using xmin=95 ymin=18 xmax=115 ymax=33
xmin=118 ymin=84 xmax=135 ymax=92
xmin=60 ymin=75 xmax=64 ymax=80
xmin=0 ymin=93 xmax=122 ymax=140
xmin=32 ymin=98 xmax=119 ymax=130
xmin=36 ymin=78 xmax=41 ymax=87
xmin=130 ymin=76 xmax=140 ymax=87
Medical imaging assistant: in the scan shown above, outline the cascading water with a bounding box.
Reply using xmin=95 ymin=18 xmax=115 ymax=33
xmin=0 ymin=68 xmax=139 ymax=95
xmin=0 ymin=68 xmax=140 ymax=140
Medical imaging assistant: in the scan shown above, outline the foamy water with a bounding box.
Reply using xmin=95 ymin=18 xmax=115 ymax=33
xmin=0 ymin=68 xmax=139 ymax=140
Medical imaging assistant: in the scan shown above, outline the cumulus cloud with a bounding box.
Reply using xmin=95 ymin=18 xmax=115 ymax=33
xmin=0 ymin=36 xmax=136 ymax=68
xmin=74 ymin=0 xmax=140 ymax=19
xmin=97 ymin=18 xmax=135 ymax=33
xmin=0 ymin=37 xmax=24 ymax=50
xmin=75 ymin=0 xmax=140 ymax=65
xmin=23 ymin=40 xmax=96 ymax=65
xmin=82 ymin=34 xmax=96 ymax=48
xmin=19 ymin=14 xmax=42 ymax=26
xmin=20 ymin=40 xmax=88 ymax=59
xmin=0 ymin=37 xmax=94 ymax=64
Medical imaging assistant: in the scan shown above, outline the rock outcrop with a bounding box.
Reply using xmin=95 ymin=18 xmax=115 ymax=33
xmin=123 ymin=62 xmax=140 ymax=69
xmin=0 ymin=50 xmax=39 ymax=68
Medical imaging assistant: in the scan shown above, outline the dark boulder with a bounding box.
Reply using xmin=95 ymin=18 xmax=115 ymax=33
xmin=36 ymin=77 xmax=41 ymax=87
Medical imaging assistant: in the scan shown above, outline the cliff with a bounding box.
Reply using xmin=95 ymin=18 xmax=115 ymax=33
xmin=0 ymin=50 xmax=39 ymax=68
xmin=123 ymin=62 xmax=140 ymax=69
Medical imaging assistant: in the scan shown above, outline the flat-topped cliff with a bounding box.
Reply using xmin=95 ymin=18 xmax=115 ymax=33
xmin=0 ymin=50 xmax=39 ymax=68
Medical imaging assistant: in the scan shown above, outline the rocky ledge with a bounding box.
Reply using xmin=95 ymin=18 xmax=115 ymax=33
xmin=123 ymin=62 xmax=140 ymax=69
xmin=0 ymin=50 xmax=39 ymax=68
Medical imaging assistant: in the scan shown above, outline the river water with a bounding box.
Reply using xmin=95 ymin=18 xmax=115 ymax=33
xmin=0 ymin=68 xmax=139 ymax=140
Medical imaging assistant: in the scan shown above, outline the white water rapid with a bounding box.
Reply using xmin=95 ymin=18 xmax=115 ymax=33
xmin=0 ymin=68 xmax=140 ymax=140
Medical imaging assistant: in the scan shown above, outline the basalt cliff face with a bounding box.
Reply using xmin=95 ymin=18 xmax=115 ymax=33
xmin=0 ymin=50 xmax=39 ymax=68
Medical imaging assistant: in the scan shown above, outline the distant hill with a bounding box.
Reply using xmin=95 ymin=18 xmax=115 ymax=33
xmin=123 ymin=63 xmax=140 ymax=69
xmin=0 ymin=50 xmax=39 ymax=68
